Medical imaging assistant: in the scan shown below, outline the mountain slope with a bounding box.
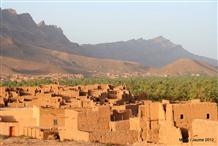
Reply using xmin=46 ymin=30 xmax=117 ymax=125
xmin=148 ymin=58 xmax=218 ymax=76
xmin=79 ymin=37 xmax=217 ymax=67
xmin=0 ymin=8 xmax=217 ymax=76
xmin=0 ymin=8 xmax=146 ymax=75
xmin=0 ymin=8 xmax=79 ymax=53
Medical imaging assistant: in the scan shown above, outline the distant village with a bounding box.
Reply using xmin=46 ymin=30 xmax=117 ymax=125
xmin=0 ymin=72 xmax=203 ymax=83
xmin=0 ymin=83 xmax=217 ymax=145
xmin=0 ymin=74 xmax=84 ymax=83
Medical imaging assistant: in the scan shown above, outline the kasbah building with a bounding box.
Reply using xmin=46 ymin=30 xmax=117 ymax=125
xmin=0 ymin=84 xmax=217 ymax=146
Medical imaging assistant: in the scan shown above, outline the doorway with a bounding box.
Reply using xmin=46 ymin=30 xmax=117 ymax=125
xmin=9 ymin=126 xmax=15 ymax=137
xmin=181 ymin=128 xmax=189 ymax=142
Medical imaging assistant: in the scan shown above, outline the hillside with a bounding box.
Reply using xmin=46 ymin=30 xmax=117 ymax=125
xmin=0 ymin=8 xmax=146 ymax=75
xmin=0 ymin=8 xmax=217 ymax=76
xmin=148 ymin=58 xmax=218 ymax=76
xmin=80 ymin=37 xmax=217 ymax=68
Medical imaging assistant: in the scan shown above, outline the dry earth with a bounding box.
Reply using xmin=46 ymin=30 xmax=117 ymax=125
xmin=0 ymin=137 xmax=165 ymax=146
xmin=0 ymin=136 xmax=104 ymax=146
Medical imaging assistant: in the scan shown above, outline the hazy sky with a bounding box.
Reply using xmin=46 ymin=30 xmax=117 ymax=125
xmin=1 ymin=0 xmax=217 ymax=59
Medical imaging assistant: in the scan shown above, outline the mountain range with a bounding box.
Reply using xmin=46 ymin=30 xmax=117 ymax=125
xmin=80 ymin=37 xmax=217 ymax=68
xmin=0 ymin=8 xmax=217 ymax=76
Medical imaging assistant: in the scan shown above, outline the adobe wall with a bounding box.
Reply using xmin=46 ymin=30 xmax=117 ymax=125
xmin=89 ymin=130 xmax=139 ymax=145
xmin=172 ymin=102 xmax=217 ymax=130
xmin=39 ymin=108 xmax=65 ymax=128
xmin=88 ymin=89 xmax=105 ymax=97
xmin=158 ymin=121 xmax=182 ymax=145
xmin=7 ymin=102 xmax=25 ymax=108
xmin=147 ymin=120 xmax=159 ymax=143
xmin=66 ymin=98 xmax=82 ymax=108
xmin=0 ymin=122 xmax=19 ymax=136
xmin=81 ymin=100 xmax=95 ymax=108
xmin=110 ymin=120 xmax=130 ymax=131
xmin=111 ymin=109 xmax=131 ymax=121
xmin=165 ymin=104 xmax=173 ymax=124
xmin=138 ymin=101 xmax=165 ymax=121
xmin=59 ymin=109 xmax=90 ymax=142
xmin=150 ymin=102 xmax=165 ymax=121
xmin=58 ymin=90 xmax=80 ymax=98
xmin=78 ymin=106 xmax=110 ymax=132
xmin=39 ymin=84 xmax=60 ymax=93
xmin=129 ymin=117 xmax=140 ymax=131
xmin=191 ymin=119 xmax=218 ymax=146
xmin=0 ymin=98 xmax=4 ymax=107
xmin=138 ymin=104 xmax=150 ymax=141
xmin=111 ymin=105 xmax=126 ymax=111
xmin=0 ymin=108 xmax=38 ymax=125
xmin=23 ymin=127 xmax=44 ymax=139
xmin=126 ymin=104 xmax=139 ymax=116
xmin=0 ymin=87 xmax=6 ymax=97
xmin=26 ymin=94 xmax=62 ymax=108
xmin=138 ymin=101 xmax=167 ymax=143
xmin=59 ymin=128 xmax=90 ymax=142
xmin=0 ymin=107 xmax=39 ymax=135
xmin=0 ymin=107 xmax=65 ymax=135
xmin=20 ymin=87 xmax=38 ymax=95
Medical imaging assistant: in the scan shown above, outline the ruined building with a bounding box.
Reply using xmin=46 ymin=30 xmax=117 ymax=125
xmin=0 ymin=84 xmax=217 ymax=145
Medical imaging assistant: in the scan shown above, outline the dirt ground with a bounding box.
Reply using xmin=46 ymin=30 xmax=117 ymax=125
xmin=0 ymin=137 xmax=105 ymax=146
xmin=0 ymin=136 xmax=165 ymax=146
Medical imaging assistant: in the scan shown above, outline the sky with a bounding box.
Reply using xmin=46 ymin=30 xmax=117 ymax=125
xmin=1 ymin=0 xmax=217 ymax=59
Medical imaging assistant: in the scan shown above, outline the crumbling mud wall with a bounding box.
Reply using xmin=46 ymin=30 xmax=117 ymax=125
xmin=89 ymin=130 xmax=139 ymax=145
xmin=59 ymin=109 xmax=90 ymax=141
xmin=0 ymin=84 xmax=218 ymax=145
xmin=77 ymin=106 xmax=110 ymax=132
xmin=191 ymin=119 xmax=218 ymax=146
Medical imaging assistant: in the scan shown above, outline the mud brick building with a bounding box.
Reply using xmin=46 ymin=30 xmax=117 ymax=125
xmin=0 ymin=84 xmax=217 ymax=145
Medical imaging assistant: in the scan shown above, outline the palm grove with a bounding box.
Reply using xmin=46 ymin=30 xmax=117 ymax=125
xmin=1 ymin=76 xmax=218 ymax=104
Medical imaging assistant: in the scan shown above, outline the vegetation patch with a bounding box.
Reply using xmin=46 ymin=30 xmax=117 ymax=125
xmin=1 ymin=76 xmax=218 ymax=103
